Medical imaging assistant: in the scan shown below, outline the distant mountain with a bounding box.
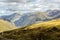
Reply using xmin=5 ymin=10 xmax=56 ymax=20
xmin=14 ymin=12 xmax=49 ymax=27
xmin=46 ymin=10 xmax=60 ymax=19
xmin=0 ymin=13 xmax=21 ymax=22
xmin=0 ymin=12 xmax=46 ymax=27
xmin=0 ymin=10 xmax=60 ymax=27
xmin=14 ymin=10 xmax=60 ymax=27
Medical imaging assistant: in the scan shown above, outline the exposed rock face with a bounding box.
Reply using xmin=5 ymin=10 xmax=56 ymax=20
xmin=0 ymin=19 xmax=60 ymax=40
xmin=0 ymin=10 xmax=60 ymax=27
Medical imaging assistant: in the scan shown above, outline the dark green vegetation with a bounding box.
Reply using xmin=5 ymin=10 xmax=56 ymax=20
xmin=0 ymin=25 xmax=60 ymax=40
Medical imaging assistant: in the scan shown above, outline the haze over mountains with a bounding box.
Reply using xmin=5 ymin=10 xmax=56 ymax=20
xmin=0 ymin=0 xmax=60 ymax=27
xmin=0 ymin=10 xmax=60 ymax=27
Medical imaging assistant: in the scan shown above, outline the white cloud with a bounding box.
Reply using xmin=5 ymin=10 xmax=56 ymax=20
xmin=0 ymin=0 xmax=60 ymax=16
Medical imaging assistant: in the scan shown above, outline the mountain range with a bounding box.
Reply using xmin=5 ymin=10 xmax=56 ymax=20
xmin=0 ymin=10 xmax=60 ymax=27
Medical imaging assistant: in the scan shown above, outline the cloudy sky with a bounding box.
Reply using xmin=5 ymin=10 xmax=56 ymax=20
xmin=0 ymin=0 xmax=60 ymax=16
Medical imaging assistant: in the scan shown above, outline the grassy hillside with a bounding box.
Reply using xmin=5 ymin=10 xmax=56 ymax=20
xmin=0 ymin=18 xmax=60 ymax=40
xmin=25 ymin=18 xmax=60 ymax=29
xmin=0 ymin=19 xmax=17 ymax=32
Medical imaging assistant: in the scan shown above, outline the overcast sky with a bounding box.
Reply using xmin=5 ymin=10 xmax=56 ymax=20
xmin=0 ymin=0 xmax=60 ymax=16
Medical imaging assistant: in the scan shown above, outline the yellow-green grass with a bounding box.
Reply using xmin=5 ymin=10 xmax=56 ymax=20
xmin=0 ymin=18 xmax=60 ymax=40
xmin=0 ymin=19 xmax=17 ymax=32
xmin=25 ymin=18 xmax=60 ymax=29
